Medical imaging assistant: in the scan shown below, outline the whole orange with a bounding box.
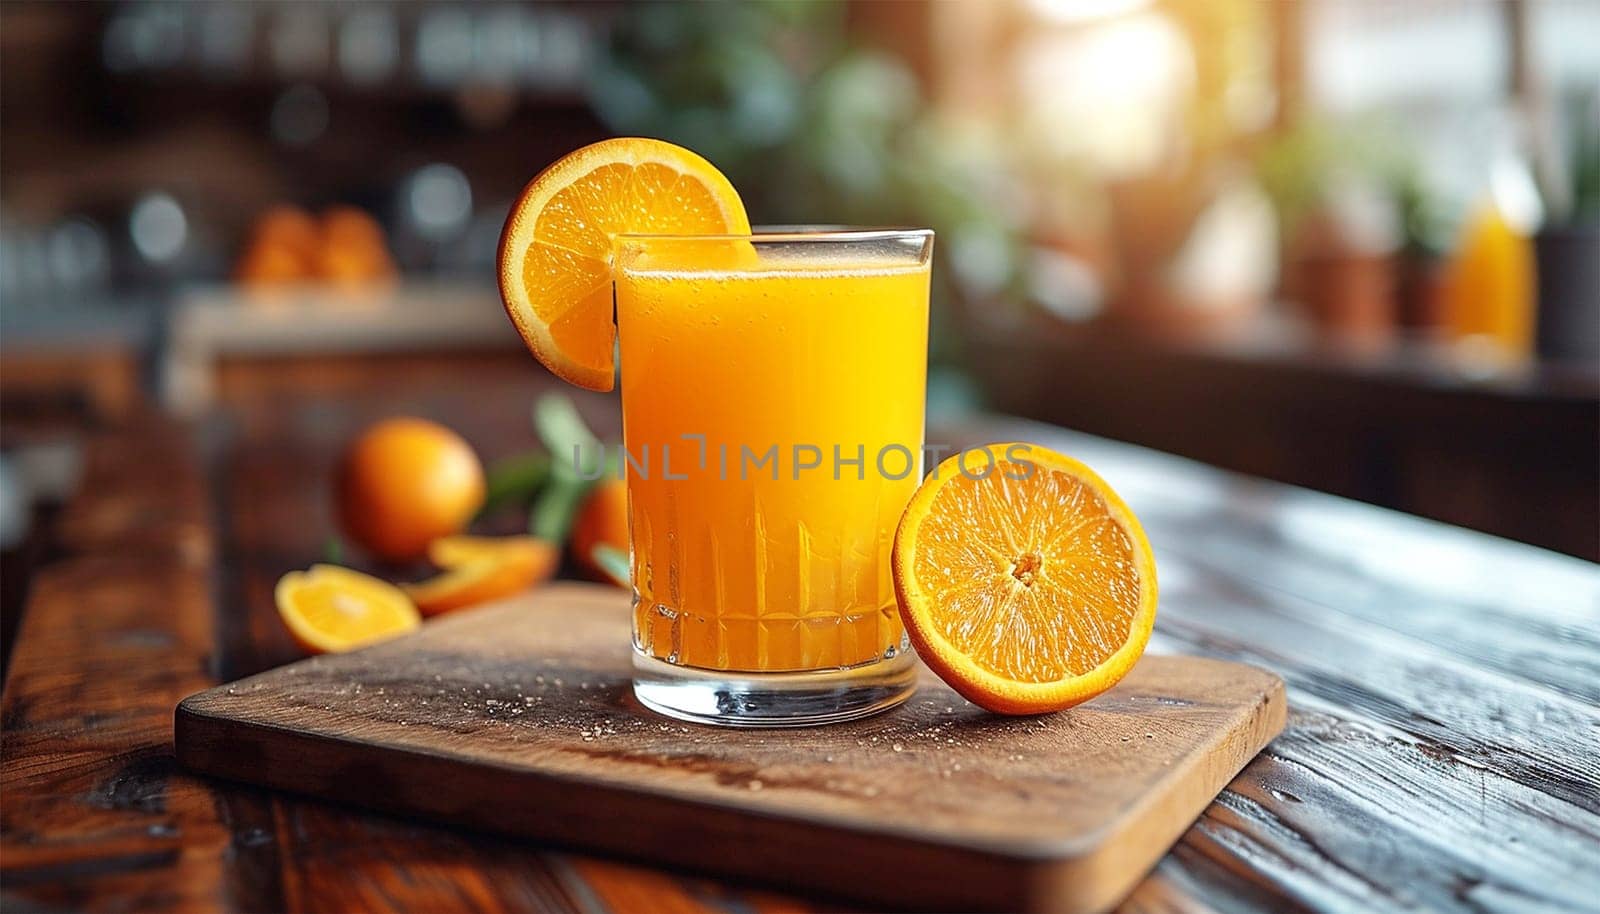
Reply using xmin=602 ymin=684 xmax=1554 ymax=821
xmin=336 ymin=418 xmax=485 ymax=563
xmin=317 ymin=206 xmax=396 ymax=284
xmin=571 ymin=478 xmax=628 ymax=584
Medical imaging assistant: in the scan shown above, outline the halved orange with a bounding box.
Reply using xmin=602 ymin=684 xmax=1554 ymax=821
xmin=276 ymin=564 xmax=421 ymax=654
xmin=497 ymin=138 xmax=751 ymax=390
xmin=405 ymin=538 xmax=558 ymax=615
xmin=892 ymin=443 xmax=1158 ymax=715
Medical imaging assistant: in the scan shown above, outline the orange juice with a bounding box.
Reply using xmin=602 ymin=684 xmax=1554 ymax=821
xmin=615 ymin=233 xmax=931 ymax=674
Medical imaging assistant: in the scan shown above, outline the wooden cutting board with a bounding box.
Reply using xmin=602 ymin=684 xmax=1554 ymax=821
xmin=176 ymin=582 xmax=1285 ymax=914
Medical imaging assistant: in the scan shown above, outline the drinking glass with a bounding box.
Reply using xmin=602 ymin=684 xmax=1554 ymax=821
xmin=614 ymin=228 xmax=933 ymax=726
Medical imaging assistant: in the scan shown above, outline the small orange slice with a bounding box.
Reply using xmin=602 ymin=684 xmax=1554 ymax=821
xmin=276 ymin=564 xmax=422 ymax=654
xmin=405 ymin=538 xmax=558 ymax=615
xmin=428 ymin=534 xmax=552 ymax=569
xmin=497 ymin=138 xmax=751 ymax=391
xmin=892 ymin=443 xmax=1158 ymax=715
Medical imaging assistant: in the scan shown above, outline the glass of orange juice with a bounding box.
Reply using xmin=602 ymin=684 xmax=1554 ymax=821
xmin=614 ymin=228 xmax=933 ymax=726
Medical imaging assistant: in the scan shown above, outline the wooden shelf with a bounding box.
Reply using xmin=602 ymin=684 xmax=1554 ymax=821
xmin=161 ymin=280 xmax=521 ymax=414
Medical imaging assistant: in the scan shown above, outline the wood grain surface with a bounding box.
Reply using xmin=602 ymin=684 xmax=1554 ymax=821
xmin=175 ymin=584 xmax=1285 ymax=914
xmin=4 ymin=372 xmax=1599 ymax=914
xmin=0 ymin=420 xmax=244 ymax=912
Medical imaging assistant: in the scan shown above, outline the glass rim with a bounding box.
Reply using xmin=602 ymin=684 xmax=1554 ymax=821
xmin=615 ymin=225 xmax=934 ymax=244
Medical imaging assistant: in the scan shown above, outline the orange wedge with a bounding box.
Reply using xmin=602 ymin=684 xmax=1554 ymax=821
xmin=892 ymin=443 xmax=1158 ymax=715
xmin=497 ymin=138 xmax=751 ymax=391
xmin=405 ymin=537 xmax=558 ymax=615
xmin=276 ymin=564 xmax=421 ymax=654
xmin=428 ymin=534 xmax=552 ymax=569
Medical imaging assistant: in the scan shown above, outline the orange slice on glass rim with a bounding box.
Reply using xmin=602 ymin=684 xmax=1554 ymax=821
xmin=497 ymin=138 xmax=751 ymax=390
xmin=276 ymin=564 xmax=421 ymax=654
xmin=892 ymin=443 xmax=1158 ymax=715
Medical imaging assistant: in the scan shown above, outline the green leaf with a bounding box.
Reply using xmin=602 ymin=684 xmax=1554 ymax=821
xmin=530 ymin=478 xmax=588 ymax=543
xmin=533 ymin=394 xmax=602 ymax=477
xmin=591 ymin=544 xmax=631 ymax=587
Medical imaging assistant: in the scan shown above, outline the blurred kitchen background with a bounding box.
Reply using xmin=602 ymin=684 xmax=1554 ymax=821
xmin=2 ymin=0 xmax=1596 ymax=603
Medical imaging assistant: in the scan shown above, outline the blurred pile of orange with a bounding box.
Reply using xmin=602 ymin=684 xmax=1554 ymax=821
xmin=236 ymin=205 xmax=396 ymax=286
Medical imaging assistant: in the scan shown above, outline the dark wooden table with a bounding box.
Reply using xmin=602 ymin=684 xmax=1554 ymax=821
xmin=4 ymin=367 xmax=1598 ymax=913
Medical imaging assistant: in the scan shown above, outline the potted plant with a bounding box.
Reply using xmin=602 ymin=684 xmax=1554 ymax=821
xmin=1257 ymin=118 xmax=1404 ymax=350
xmin=1534 ymin=92 xmax=1600 ymax=364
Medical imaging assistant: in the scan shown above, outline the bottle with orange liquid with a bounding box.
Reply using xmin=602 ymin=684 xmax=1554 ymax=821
xmin=1442 ymin=140 xmax=1540 ymax=365
xmin=1445 ymin=206 xmax=1536 ymax=361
